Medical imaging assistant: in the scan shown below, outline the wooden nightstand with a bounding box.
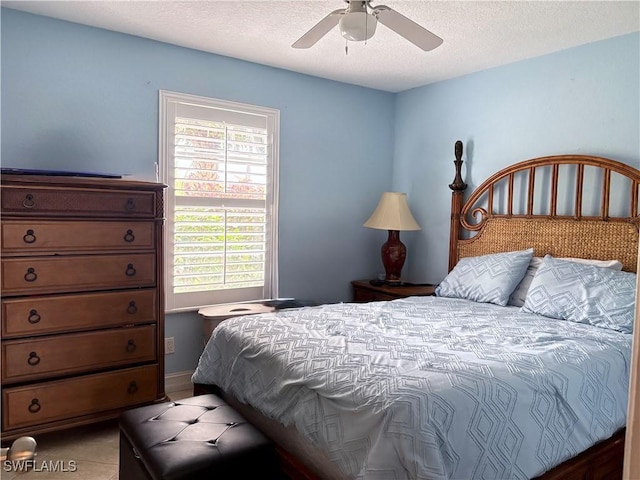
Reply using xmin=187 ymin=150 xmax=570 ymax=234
xmin=351 ymin=280 xmax=436 ymax=302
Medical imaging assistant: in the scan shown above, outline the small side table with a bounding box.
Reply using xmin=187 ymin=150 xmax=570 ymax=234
xmin=351 ymin=280 xmax=436 ymax=302
xmin=198 ymin=299 xmax=317 ymax=344
xmin=198 ymin=303 xmax=275 ymax=344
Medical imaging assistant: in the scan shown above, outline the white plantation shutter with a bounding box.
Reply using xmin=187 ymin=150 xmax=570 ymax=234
xmin=159 ymin=91 xmax=279 ymax=312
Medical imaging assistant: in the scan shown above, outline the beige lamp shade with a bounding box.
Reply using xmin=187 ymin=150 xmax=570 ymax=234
xmin=363 ymin=192 xmax=421 ymax=231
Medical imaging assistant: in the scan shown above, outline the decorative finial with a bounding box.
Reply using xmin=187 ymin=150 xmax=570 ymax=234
xmin=449 ymin=140 xmax=467 ymax=191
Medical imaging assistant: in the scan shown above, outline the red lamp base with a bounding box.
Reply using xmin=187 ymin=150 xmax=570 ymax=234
xmin=381 ymin=230 xmax=406 ymax=283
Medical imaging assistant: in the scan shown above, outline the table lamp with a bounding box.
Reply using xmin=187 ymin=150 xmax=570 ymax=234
xmin=364 ymin=192 xmax=421 ymax=283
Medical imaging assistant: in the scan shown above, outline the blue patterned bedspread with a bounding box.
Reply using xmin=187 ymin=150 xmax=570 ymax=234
xmin=192 ymin=296 xmax=631 ymax=480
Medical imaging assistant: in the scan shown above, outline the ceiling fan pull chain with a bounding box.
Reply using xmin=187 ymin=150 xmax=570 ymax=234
xmin=345 ymin=39 xmax=349 ymax=55
xmin=365 ymin=5 xmax=369 ymax=45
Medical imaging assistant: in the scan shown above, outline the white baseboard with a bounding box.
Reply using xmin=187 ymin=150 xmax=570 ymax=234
xmin=164 ymin=370 xmax=194 ymax=394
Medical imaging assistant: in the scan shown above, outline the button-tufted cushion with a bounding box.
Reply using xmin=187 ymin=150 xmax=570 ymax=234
xmin=119 ymin=394 xmax=281 ymax=480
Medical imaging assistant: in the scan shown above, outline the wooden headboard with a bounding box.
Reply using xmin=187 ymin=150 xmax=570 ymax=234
xmin=449 ymin=141 xmax=640 ymax=273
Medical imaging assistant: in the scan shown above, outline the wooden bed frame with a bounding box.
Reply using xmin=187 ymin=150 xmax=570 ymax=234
xmin=448 ymin=140 xmax=639 ymax=480
xmin=196 ymin=141 xmax=640 ymax=480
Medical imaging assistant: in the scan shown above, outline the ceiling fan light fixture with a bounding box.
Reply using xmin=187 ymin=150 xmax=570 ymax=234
xmin=339 ymin=12 xmax=377 ymax=42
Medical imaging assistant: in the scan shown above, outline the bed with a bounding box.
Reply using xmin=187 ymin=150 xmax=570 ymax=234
xmin=192 ymin=141 xmax=639 ymax=480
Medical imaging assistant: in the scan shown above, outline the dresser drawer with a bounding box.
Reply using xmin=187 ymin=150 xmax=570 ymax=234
xmin=1 ymin=186 xmax=156 ymax=218
xmin=1 ymin=253 xmax=156 ymax=295
xmin=2 ymin=289 xmax=157 ymax=338
xmin=2 ymin=365 xmax=158 ymax=430
xmin=2 ymin=325 xmax=156 ymax=383
xmin=2 ymin=220 xmax=155 ymax=254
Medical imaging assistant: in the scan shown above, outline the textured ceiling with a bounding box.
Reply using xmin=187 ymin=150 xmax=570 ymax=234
xmin=4 ymin=1 xmax=640 ymax=92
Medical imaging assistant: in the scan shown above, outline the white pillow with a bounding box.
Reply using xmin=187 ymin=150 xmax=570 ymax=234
xmin=508 ymin=256 xmax=623 ymax=307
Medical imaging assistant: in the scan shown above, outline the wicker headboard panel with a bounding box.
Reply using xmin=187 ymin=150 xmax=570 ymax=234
xmin=449 ymin=141 xmax=640 ymax=273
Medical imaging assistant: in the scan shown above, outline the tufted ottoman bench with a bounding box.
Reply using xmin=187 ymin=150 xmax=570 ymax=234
xmin=119 ymin=394 xmax=283 ymax=480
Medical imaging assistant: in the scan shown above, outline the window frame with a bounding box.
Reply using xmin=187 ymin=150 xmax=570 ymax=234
xmin=158 ymin=90 xmax=280 ymax=313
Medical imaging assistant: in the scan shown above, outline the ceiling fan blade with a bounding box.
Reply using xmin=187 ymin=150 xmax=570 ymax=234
xmin=373 ymin=5 xmax=443 ymax=51
xmin=292 ymin=9 xmax=345 ymax=49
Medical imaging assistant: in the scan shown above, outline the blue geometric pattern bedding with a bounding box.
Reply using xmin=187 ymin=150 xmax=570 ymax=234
xmin=192 ymin=297 xmax=631 ymax=480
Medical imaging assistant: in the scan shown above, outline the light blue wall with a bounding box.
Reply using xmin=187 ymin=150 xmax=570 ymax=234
xmin=1 ymin=8 xmax=395 ymax=373
xmin=3 ymin=8 xmax=639 ymax=374
xmin=394 ymin=32 xmax=640 ymax=285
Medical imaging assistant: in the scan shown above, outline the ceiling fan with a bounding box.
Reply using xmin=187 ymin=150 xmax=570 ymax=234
xmin=292 ymin=0 xmax=443 ymax=51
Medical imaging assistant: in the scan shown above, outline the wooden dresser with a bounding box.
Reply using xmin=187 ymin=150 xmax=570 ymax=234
xmin=0 ymin=174 xmax=166 ymax=441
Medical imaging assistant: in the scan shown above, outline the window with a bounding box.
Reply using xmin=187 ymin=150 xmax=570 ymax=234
xmin=159 ymin=90 xmax=279 ymax=312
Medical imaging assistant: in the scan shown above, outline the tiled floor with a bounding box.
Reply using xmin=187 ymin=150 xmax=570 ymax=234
xmin=1 ymin=389 xmax=193 ymax=480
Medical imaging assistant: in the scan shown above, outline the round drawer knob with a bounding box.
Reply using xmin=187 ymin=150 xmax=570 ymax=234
xmin=22 ymin=194 xmax=35 ymax=209
xmin=28 ymin=309 xmax=41 ymax=324
xmin=127 ymin=381 xmax=139 ymax=394
xmin=127 ymin=301 xmax=138 ymax=314
xmin=24 ymin=268 xmax=37 ymax=282
xmin=126 ymin=340 xmax=137 ymax=353
xmin=28 ymin=399 xmax=41 ymax=414
xmin=23 ymin=229 xmax=36 ymax=244
xmin=27 ymin=352 xmax=41 ymax=366
xmin=124 ymin=229 xmax=135 ymax=243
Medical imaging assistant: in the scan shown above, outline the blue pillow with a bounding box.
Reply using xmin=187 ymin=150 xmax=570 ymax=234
xmin=521 ymin=255 xmax=636 ymax=333
xmin=435 ymin=248 xmax=533 ymax=306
